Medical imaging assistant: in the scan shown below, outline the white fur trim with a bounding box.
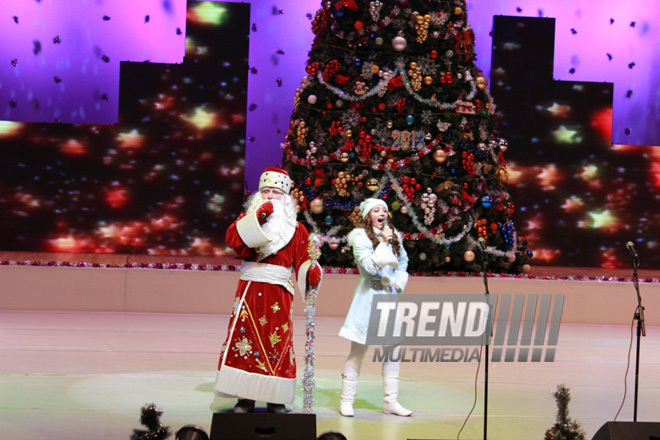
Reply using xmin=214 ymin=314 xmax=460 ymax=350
xmin=297 ymin=260 xmax=322 ymax=300
xmin=372 ymin=242 xmax=399 ymax=269
xmin=259 ymin=170 xmax=292 ymax=194
xmin=359 ymin=198 xmax=387 ymax=219
xmin=236 ymin=212 xmax=272 ymax=248
xmin=214 ymin=366 xmax=296 ymax=404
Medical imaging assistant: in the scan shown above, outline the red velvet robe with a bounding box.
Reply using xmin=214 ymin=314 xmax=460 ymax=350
xmin=214 ymin=216 xmax=313 ymax=404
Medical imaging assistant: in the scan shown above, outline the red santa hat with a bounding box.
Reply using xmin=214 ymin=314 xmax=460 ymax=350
xmin=259 ymin=167 xmax=292 ymax=195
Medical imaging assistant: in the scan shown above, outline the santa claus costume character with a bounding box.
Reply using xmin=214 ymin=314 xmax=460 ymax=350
xmin=338 ymin=198 xmax=412 ymax=417
xmin=215 ymin=167 xmax=322 ymax=414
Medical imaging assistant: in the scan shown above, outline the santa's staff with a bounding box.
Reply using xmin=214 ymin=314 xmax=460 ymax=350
xmin=302 ymin=233 xmax=321 ymax=414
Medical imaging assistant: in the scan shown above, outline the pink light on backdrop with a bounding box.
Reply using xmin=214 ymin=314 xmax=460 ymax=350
xmin=0 ymin=0 xmax=186 ymax=124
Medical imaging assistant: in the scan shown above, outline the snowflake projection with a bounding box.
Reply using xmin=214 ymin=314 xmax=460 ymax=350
xmin=343 ymin=52 xmax=355 ymax=66
xmin=340 ymin=109 xmax=361 ymax=128
xmin=361 ymin=61 xmax=375 ymax=79
xmin=417 ymin=55 xmax=439 ymax=76
xmin=436 ymin=118 xmax=451 ymax=132
xmin=421 ymin=110 xmax=434 ymax=125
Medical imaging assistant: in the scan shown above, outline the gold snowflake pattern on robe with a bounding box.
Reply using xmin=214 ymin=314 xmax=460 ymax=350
xmin=256 ymin=359 xmax=267 ymax=372
xmin=240 ymin=309 xmax=248 ymax=321
xmin=259 ymin=316 xmax=268 ymax=326
xmin=271 ymin=302 xmax=280 ymax=313
xmin=269 ymin=330 xmax=281 ymax=346
xmin=235 ymin=337 xmax=252 ymax=356
xmin=282 ymin=322 xmax=289 ymax=332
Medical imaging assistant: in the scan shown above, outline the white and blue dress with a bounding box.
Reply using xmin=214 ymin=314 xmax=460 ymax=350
xmin=339 ymin=227 xmax=409 ymax=344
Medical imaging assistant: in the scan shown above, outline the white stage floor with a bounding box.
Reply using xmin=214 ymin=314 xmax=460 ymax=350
xmin=2 ymin=310 xmax=660 ymax=440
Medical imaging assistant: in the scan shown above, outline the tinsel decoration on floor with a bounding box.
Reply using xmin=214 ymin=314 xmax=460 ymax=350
xmin=302 ymin=233 xmax=322 ymax=414
xmin=130 ymin=402 xmax=171 ymax=440
xmin=544 ymin=384 xmax=586 ymax=440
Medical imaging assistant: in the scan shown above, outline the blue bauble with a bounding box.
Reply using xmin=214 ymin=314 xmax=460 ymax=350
xmin=405 ymin=115 xmax=415 ymax=125
xmin=354 ymin=58 xmax=361 ymax=66
xmin=481 ymin=195 xmax=493 ymax=208
xmin=324 ymin=215 xmax=333 ymax=225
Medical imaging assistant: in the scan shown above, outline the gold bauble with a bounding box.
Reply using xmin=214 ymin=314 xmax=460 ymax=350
xmin=433 ymin=149 xmax=447 ymax=163
xmin=454 ymin=6 xmax=463 ymax=15
xmin=423 ymin=76 xmax=433 ymax=85
xmin=409 ymin=62 xmax=418 ymax=70
xmin=366 ymin=178 xmax=379 ymax=191
xmin=464 ymin=250 xmax=475 ymax=262
xmin=386 ymin=120 xmax=393 ymax=129
xmin=339 ymin=152 xmax=349 ymax=163
xmin=476 ymin=75 xmax=488 ymax=91
xmin=497 ymin=166 xmax=509 ymax=184
xmin=345 ymin=130 xmax=352 ymax=138
xmin=445 ymin=256 xmax=451 ymax=263
xmin=371 ymin=64 xmax=380 ymax=75
xmin=310 ymin=198 xmax=324 ymax=214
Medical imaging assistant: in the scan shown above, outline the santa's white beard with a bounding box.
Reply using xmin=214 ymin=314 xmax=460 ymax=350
xmin=246 ymin=193 xmax=297 ymax=260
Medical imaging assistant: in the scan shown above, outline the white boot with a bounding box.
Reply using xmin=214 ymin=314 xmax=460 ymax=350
xmin=382 ymin=371 xmax=413 ymax=416
xmin=339 ymin=372 xmax=359 ymax=417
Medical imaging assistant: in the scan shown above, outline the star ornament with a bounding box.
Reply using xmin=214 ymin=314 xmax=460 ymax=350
xmin=552 ymin=125 xmax=582 ymax=144
xmin=0 ymin=121 xmax=23 ymax=138
xmin=537 ymin=164 xmax=561 ymax=190
xmin=182 ymin=106 xmax=218 ymax=130
xmin=116 ymin=129 xmax=145 ymax=149
xmin=588 ymin=209 xmax=618 ymax=229
xmin=579 ymin=164 xmax=598 ymax=181
xmin=190 ymin=2 xmax=227 ymax=25
xmin=546 ymin=102 xmax=571 ymax=117
xmin=561 ymin=195 xmax=584 ymax=213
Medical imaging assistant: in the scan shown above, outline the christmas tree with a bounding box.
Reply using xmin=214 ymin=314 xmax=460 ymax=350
xmin=282 ymin=0 xmax=531 ymax=273
xmin=544 ymin=384 xmax=586 ymax=440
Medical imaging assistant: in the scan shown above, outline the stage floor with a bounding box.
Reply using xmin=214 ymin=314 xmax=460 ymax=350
xmin=2 ymin=310 xmax=660 ymax=440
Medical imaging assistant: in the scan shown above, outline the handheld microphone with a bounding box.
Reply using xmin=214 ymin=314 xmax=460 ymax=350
xmin=626 ymin=241 xmax=640 ymax=265
xmin=382 ymin=220 xmax=393 ymax=244
xmin=478 ymin=237 xmax=487 ymax=252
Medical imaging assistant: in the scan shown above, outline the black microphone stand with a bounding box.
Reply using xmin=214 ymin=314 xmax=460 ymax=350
xmin=479 ymin=242 xmax=490 ymax=440
xmin=631 ymin=254 xmax=645 ymax=422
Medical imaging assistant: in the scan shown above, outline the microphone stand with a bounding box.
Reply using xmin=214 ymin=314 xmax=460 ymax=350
xmin=479 ymin=243 xmax=490 ymax=440
xmin=631 ymin=254 xmax=645 ymax=422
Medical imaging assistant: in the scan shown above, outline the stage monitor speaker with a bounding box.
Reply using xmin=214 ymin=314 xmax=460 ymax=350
xmin=592 ymin=421 xmax=660 ymax=440
xmin=209 ymin=412 xmax=316 ymax=440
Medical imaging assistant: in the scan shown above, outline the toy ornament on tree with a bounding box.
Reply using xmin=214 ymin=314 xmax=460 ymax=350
xmin=282 ymin=0 xmax=531 ymax=273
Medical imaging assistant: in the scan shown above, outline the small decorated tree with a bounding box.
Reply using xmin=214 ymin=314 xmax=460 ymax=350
xmin=130 ymin=403 xmax=171 ymax=440
xmin=544 ymin=384 xmax=586 ymax=440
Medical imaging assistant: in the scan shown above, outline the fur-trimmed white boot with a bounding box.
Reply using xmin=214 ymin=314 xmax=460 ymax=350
xmin=339 ymin=372 xmax=359 ymax=417
xmin=382 ymin=371 xmax=413 ymax=416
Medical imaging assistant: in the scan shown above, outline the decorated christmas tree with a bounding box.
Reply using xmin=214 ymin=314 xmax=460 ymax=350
xmin=282 ymin=0 xmax=531 ymax=273
xmin=544 ymin=384 xmax=586 ymax=440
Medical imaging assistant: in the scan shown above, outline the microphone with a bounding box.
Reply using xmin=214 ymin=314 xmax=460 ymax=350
xmin=626 ymin=241 xmax=640 ymax=265
xmin=382 ymin=220 xmax=393 ymax=244
xmin=478 ymin=237 xmax=487 ymax=253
